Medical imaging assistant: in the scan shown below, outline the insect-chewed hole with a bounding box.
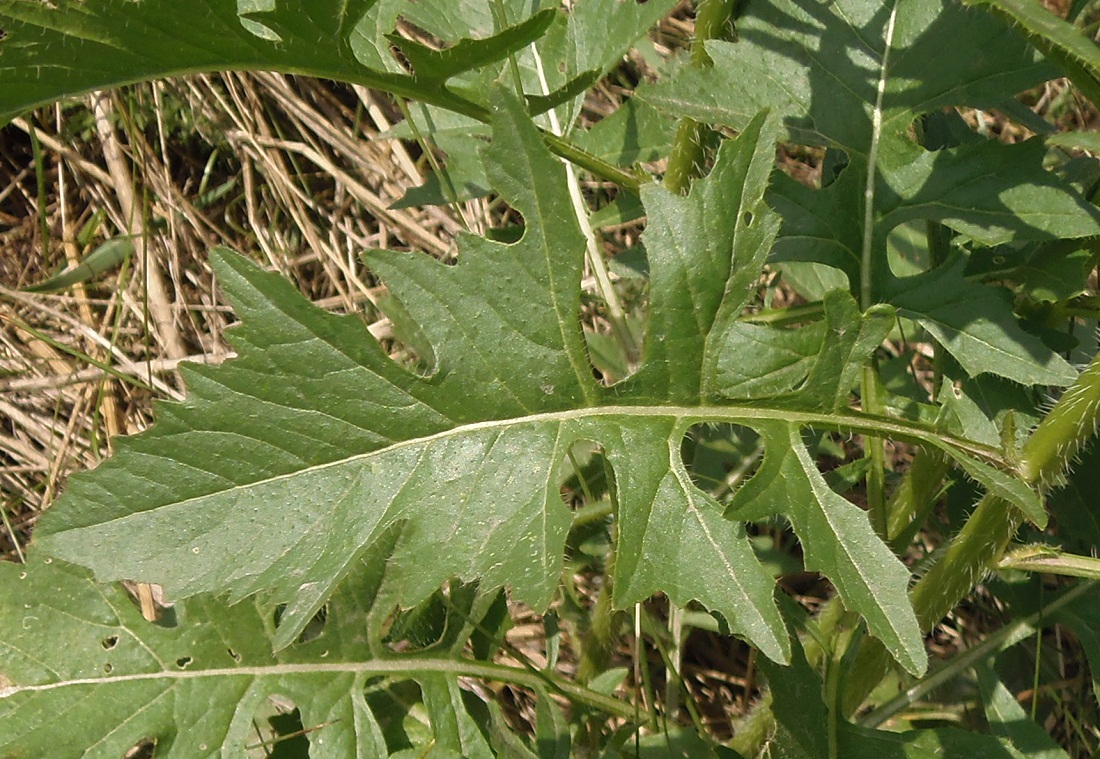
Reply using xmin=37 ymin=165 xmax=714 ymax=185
xmin=559 ymin=440 xmax=612 ymax=510
xmin=101 ymin=635 xmax=119 ymax=650
xmin=679 ymin=423 xmax=762 ymax=496
xmin=560 ymin=440 xmax=615 ymax=566
xmin=123 ymin=738 xmax=157 ymax=759
xmin=103 ymin=662 xmax=113 ymax=674
xmin=384 ymin=580 xmax=494 ymax=653
xmin=227 ymin=647 xmax=242 ymax=663
xmin=254 ymin=699 xmax=312 ymax=756
xmin=175 ymin=656 xmax=193 ymax=669
xmin=742 ymin=210 xmax=755 ymax=227
xmin=580 ymin=243 xmax=648 ymax=388
xmin=296 ymin=605 xmax=328 ymax=645
xmin=273 ymin=602 xmax=329 ymax=645
xmin=236 ymin=0 xmax=282 ymax=43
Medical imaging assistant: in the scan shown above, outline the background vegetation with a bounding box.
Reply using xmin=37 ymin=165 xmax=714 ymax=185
xmin=3 ymin=0 xmax=1100 ymax=756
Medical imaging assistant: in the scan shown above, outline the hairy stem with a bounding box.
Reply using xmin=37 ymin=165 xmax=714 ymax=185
xmin=663 ymin=0 xmax=736 ymax=194
xmin=841 ymin=346 xmax=1100 ymax=716
xmin=886 ymin=449 xmax=950 ymax=551
xmin=1019 ymin=349 xmax=1100 ymax=487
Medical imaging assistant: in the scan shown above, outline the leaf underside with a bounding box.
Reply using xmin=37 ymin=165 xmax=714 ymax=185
xmin=31 ymin=92 xmax=971 ymax=676
xmin=7 ymin=2 xmax=1091 ymax=751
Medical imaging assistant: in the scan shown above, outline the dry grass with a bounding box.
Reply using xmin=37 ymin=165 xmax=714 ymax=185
xmin=0 ymin=73 xmax=485 ymax=558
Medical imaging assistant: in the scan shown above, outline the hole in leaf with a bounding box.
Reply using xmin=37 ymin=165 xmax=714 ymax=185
xmin=581 ymin=245 xmax=647 ymax=386
xmin=274 ymin=602 xmax=329 ymax=645
xmin=123 ymin=738 xmax=157 ymax=759
xmin=296 ymin=605 xmax=328 ymax=645
xmin=237 ymin=0 xmax=282 ymax=42
xmin=680 ymin=423 xmax=762 ymax=496
xmin=175 ymin=656 xmax=193 ymax=669
xmin=103 ymin=662 xmax=113 ymax=674
xmin=268 ymin=710 xmax=313 ymax=754
xmin=742 ymin=211 xmax=754 ymax=227
xmin=227 ymin=647 xmax=242 ymax=662
xmin=0 ymin=29 xmax=7 ymax=43
xmin=385 ymin=585 xmax=457 ymax=652
xmin=101 ymin=635 xmax=119 ymax=650
xmin=561 ymin=441 xmax=614 ymax=567
xmin=370 ymin=289 xmax=434 ymax=378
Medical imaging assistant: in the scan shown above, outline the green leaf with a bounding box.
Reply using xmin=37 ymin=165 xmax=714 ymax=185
xmin=32 ymin=87 xmax=1042 ymax=677
xmin=572 ymin=99 xmax=677 ymax=166
xmin=419 ymin=675 xmax=494 ymax=758
xmin=728 ymin=420 xmax=926 ymax=674
xmin=761 ymin=636 xmax=1029 ymax=758
xmin=756 ymin=640 xmax=829 ymax=759
xmin=638 ymin=0 xmax=1100 ymax=387
xmin=0 ymin=553 xmax=629 ymax=756
xmin=888 ymin=255 xmax=1076 ymax=386
xmin=397 ymin=0 xmax=552 ymax=42
xmin=35 ymin=95 xmax=797 ymax=665
xmin=534 ymin=685 xmax=571 ymax=759
xmin=1048 ymin=445 xmax=1100 ymax=555
xmin=0 ymin=0 xmax=485 ymax=125
xmin=0 ymin=554 xmax=399 ymax=757
xmin=965 ymin=0 xmax=1100 ymax=105
xmin=716 ymin=291 xmax=894 ymax=412
xmin=1044 ymin=582 xmax=1100 ymax=703
xmin=976 ymin=657 xmax=1074 ymax=758
xmin=387 ymin=9 xmax=556 ymax=84
xmin=838 ymin=723 xmax=1029 ymax=758
xmin=626 ymin=111 xmax=782 ymax=404
xmin=22 ymin=236 xmax=133 ymax=294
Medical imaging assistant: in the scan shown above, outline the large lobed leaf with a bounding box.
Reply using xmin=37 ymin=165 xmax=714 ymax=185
xmin=640 ymin=0 xmax=1100 ymax=386
xmin=0 ymin=553 xmax=510 ymax=758
xmin=0 ymin=0 xmax=569 ymax=125
xmin=27 ymin=90 xmax=1018 ymax=675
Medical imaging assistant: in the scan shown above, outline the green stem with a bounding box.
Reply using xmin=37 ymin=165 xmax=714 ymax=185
xmin=860 ymin=580 xmax=1096 ymax=728
xmin=665 ymin=119 xmax=709 ymax=195
xmin=2 ymin=653 xmax=638 ymax=721
xmin=333 ymin=66 xmax=647 ymax=190
xmin=840 ymin=347 xmax=1100 ymax=716
xmin=663 ymin=0 xmax=735 ymax=194
xmin=542 ymin=131 xmax=646 ymax=192
xmin=1019 ymin=349 xmax=1100 ymax=487
xmin=886 ymin=449 xmax=950 ymax=551
xmin=862 ymin=362 xmax=888 ymax=538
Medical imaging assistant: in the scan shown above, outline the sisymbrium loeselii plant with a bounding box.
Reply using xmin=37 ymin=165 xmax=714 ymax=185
xmin=3 ymin=0 xmax=1100 ymax=756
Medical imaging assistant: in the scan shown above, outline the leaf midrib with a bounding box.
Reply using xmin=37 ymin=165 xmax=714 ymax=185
xmin=0 ymin=656 xmax=635 ymax=719
xmin=62 ymin=404 xmax=1008 ymax=531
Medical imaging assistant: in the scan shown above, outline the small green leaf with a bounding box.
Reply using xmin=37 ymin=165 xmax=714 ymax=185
xmin=22 ymin=237 xmax=133 ymax=294
xmin=974 ymin=660 xmax=1070 ymax=759
xmin=838 ymin=722 xmax=1030 ymax=758
xmin=572 ymin=99 xmax=676 ymax=166
xmin=535 ymin=685 xmax=571 ymax=759
xmin=888 ymin=255 xmax=1076 ymax=387
xmin=387 ymin=9 xmax=556 ymax=84
xmin=716 ymin=291 xmax=894 ymax=411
